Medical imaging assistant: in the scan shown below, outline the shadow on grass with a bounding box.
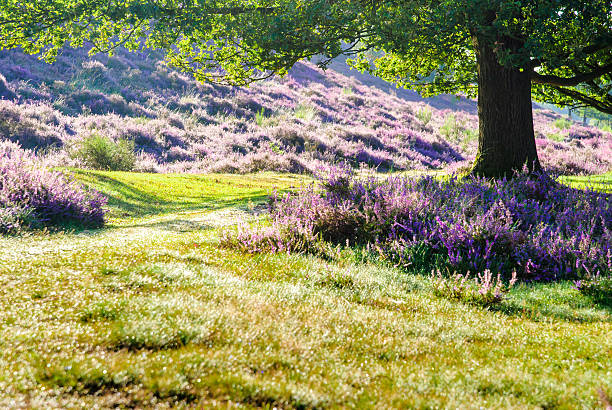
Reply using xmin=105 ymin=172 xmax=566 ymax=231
xmin=132 ymin=219 xmax=215 ymax=232
xmin=493 ymin=281 xmax=612 ymax=323
xmin=562 ymin=173 xmax=612 ymax=193
xmin=72 ymin=170 xmax=273 ymax=219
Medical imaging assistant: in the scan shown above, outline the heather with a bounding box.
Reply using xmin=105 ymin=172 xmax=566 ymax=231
xmin=0 ymin=141 xmax=106 ymax=233
xmin=575 ymin=275 xmax=612 ymax=305
xmin=430 ymin=269 xmax=517 ymax=308
xmin=223 ymin=168 xmax=612 ymax=281
xmin=1 ymin=47 xmax=611 ymax=175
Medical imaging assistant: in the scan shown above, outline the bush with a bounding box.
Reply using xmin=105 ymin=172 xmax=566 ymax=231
xmin=0 ymin=140 xmax=106 ymax=233
xmin=431 ymin=269 xmax=517 ymax=307
xmin=294 ymin=104 xmax=318 ymax=121
xmin=416 ymin=107 xmax=432 ymax=126
xmin=224 ymin=167 xmax=612 ymax=281
xmin=72 ymin=134 xmax=135 ymax=171
xmin=553 ymin=118 xmax=572 ymax=130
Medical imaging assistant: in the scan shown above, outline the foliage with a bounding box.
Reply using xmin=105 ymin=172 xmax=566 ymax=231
xmin=546 ymin=132 xmax=565 ymax=143
xmin=575 ymin=275 xmax=612 ymax=305
xmin=416 ymin=107 xmax=433 ymax=126
xmin=439 ymin=114 xmax=473 ymax=145
xmin=0 ymin=141 xmax=106 ymax=233
xmin=227 ymin=167 xmax=612 ymax=281
xmin=254 ymin=107 xmax=267 ymax=127
xmin=1 ymin=0 xmax=609 ymax=115
xmin=553 ymin=118 xmax=572 ymax=130
xmin=71 ymin=134 xmax=136 ymax=171
xmin=1 ymin=0 xmax=610 ymax=178
xmin=293 ymin=103 xmax=318 ymax=122
xmin=431 ymin=269 xmax=517 ymax=308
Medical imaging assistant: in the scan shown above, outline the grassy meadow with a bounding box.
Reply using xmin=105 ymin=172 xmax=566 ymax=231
xmin=0 ymin=170 xmax=610 ymax=408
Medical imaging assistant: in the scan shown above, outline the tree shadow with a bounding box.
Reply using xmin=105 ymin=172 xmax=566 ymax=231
xmin=71 ymin=170 xmax=273 ymax=219
xmin=491 ymin=282 xmax=612 ymax=323
xmin=133 ymin=219 xmax=214 ymax=232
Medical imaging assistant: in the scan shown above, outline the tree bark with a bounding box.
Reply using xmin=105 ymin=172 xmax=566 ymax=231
xmin=470 ymin=36 xmax=541 ymax=178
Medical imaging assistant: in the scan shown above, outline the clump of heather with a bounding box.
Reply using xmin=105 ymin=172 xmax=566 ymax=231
xmin=226 ymin=167 xmax=612 ymax=281
xmin=219 ymin=222 xmax=321 ymax=254
xmin=431 ymin=269 xmax=517 ymax=307
xmin=0 ymin=141 xmax=106 ymax=233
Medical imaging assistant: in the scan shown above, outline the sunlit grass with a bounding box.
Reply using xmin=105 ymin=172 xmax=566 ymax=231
xmin=0 ymin=170 xmax=610 ymax=408
xmin=561 ymin=172 xmax=612 ymax=193
xmin=67 ymin=169 xmax=309 ymax=224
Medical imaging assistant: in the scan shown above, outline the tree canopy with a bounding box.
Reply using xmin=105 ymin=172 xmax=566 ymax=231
xmin=1 ymin=0 xmax=609 ymax=112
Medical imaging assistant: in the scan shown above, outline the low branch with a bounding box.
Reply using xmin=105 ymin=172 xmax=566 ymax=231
xmin=553 ymin=86 xmax=612 ymax=115
xmin=531 ymin=62 xmax=612 ymax=87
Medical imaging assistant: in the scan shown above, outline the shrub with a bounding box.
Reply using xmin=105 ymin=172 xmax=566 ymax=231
xmin=0 ymin=140 xmax=106 ymax=233
xmin=294 ymin=104 xmax=318 ymax=121
xmin=567 ymin=124 xmax=605 ymax=140
xmin=439 ymin=114 xmax=469 ymax=144
xmin=553 ymin=117 xmax=572 ymax=130
xmin=255 ymin=107 xmax=267 ymax=127
xmin=431 ymin=269 xmax=517 ymax=307
xmin=72 ymin=134 xmax=135 ymax=171
xmin=220 ymin=222 xmax=321 ymax=255
xmin=547 ymin=133 xmax=565 ymax=142
xmin=416 ymin=107 xmax=432 ymax=126
xmin=224 ymin=168 xmax=612 ymax=281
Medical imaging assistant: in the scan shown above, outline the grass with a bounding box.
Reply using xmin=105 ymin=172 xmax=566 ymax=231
xmin=67 ymin=169 xmax=308 ymax=224
xmin=561 ymin=172 xmax=612 ymax=193
xmin=0 ymin=170 xmax=610 ymax=408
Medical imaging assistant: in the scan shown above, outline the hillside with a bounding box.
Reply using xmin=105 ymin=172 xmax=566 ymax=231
xmin=0 ymin=46 xmax=611 ymax=175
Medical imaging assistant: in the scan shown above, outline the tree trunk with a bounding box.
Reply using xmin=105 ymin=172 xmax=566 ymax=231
xmin=470 ymin=36 xmax=541 ymax=178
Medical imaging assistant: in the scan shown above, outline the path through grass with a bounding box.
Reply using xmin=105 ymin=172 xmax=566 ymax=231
xmin=69 ymin=169 xmax=308 ymax=224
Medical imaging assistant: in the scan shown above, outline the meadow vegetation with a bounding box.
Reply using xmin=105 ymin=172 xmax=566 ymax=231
xmin=0 ymin=44 xmax=611 ymax=408
xmin=0 ymin=170 xmax=610 ymax=408
xmin=222 ymin=167 xmax=611 ymax=281
xmin=0 ymin=141 xmax=105 ymax=233
xmin=0 ymin=47 xmax=611 ymax=176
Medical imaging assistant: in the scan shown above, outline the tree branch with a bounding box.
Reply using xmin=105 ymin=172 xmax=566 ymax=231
xmin=552 ymin=86 xmax=612 ymax=115
xmin=531 ymin=62 xmax=612 ymax=87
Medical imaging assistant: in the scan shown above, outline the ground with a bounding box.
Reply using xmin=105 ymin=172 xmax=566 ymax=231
xmin=0 ymin=171 xmax=610 ymax=408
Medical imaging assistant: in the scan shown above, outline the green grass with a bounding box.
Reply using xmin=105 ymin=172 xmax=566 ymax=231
xmin=561 ymin=172 xmax=612 ymax=193
xmin=67 ymin=169 xmax=308 ymax=224
xmin=0 ymin=170 xmax=610 ymax=408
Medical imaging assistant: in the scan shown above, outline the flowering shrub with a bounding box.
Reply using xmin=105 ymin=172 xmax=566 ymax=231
xmin=219 ymin=222 xmax=322 ymax=254
xmin=226 ymin=167 xmax=612 ymax=281
xmin=0 ymin=141 xmax=106 ymax=233
xmin=431 ymin=269 xmax=517 ymax=307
